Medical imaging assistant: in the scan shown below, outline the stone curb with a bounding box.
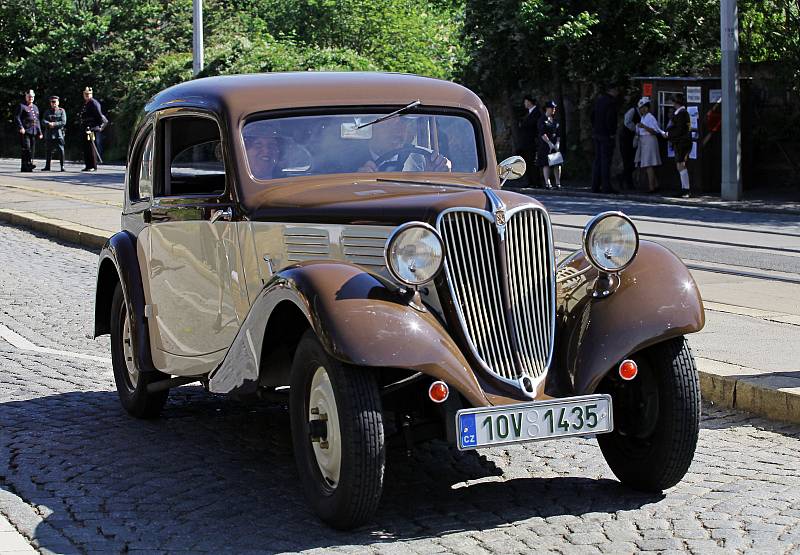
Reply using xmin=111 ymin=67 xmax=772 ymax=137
xmin=697 ymin=358 xmax=800 ymax=425
xmin=0 ymin=209 xmax=110 ymax=251
xmin=1 ymin=212 xmax=798 ymax=427
xmin=518 ymin=186 xmax=800 ymax=216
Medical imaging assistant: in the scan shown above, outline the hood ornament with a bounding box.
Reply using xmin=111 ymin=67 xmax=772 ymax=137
xmin=484 ymin=188 xmax=507 ymax=240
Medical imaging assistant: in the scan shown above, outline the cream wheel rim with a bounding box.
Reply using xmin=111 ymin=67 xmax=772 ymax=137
xmin=121 ymin=306 xmax=139 ymax=389
xmin=308 ymin=366 xmax=342 ymax=489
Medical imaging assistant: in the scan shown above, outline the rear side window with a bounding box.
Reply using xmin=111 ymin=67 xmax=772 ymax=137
xmin=129 ymin=127 xmax=153 ymax=202
xmin=158 ymin=115 xmax=226 ymax=197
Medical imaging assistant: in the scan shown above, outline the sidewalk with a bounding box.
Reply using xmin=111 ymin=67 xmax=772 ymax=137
xmin=0 ymin=158 xmax=799 ymax=426
xmin=0 ymin=513 xmax=36 ymax=554
xmin=513 ymin=183 xmax=800 ymax=216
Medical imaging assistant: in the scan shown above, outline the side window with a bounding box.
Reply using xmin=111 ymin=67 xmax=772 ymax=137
xmin=158 ymin=116 xmax=226 ymax=197
xmin=138 ymin=133 xmax=154 ymax=200
xmin=129 ymin=128 xmax=153 ymax=203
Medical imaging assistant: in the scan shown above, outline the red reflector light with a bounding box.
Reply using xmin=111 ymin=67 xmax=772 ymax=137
xmin=619 ymin=359 xmax=638 ymax=381
xmin=428 ymin=381 xmax=449 ymax=403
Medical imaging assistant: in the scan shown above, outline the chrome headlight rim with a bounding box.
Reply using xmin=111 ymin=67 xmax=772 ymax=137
xmin=582 ymin=211 xmax=640 ymax=273
xmin=384 ymin=221 xmax=444 ymax=288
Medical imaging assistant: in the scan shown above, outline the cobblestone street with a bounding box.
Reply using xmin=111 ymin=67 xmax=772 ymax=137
xmin=1 ymin=223 xmax=800 ymax=554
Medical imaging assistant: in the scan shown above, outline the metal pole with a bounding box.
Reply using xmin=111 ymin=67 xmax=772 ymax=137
xmin=192 ymin=0 xmax=204 ymax=77
xmin=720 ymin=0 xmax=742 ymax=200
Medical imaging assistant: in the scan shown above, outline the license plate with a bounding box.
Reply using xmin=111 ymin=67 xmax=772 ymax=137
xmin=456 ymin=394 xmax=613 ymax=450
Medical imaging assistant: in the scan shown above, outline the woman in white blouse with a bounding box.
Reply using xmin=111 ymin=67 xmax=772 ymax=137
xmin=634 ymin=97 xmax=667 ymax=192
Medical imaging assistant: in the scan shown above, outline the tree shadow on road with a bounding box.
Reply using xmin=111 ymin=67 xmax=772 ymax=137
xmin=1 ymin=388 xmax=662 ymax=553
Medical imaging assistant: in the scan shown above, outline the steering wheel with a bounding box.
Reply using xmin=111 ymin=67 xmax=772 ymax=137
xmin=374 ymin=145 xmax=434 ymax=172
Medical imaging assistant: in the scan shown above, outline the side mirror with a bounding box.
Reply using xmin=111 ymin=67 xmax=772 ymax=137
xmin=498 ymin=156 xmax=526 ymax=187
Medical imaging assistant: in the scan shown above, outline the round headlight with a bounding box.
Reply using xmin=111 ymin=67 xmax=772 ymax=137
xmin=385 ymin=222 xmax=444 ymax=287
xmin=582 ymin=212 xmax=639 ymax=272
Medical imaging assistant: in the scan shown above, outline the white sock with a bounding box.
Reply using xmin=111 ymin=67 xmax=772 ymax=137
xmin=679 ymin=169 xmax=690 ymax=190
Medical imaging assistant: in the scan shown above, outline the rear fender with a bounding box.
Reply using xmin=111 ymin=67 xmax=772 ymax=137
xmin=208 ymin=261 xmax=488 ymax=406
xmin=94 ymin=231 xmax=158 ymax=373
xmin=553 ymin=241 xmax=705 ymax=396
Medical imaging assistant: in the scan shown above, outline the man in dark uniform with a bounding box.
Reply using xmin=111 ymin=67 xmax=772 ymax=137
xmin=79 ymin=86 xmax=108 ymax=172
xmin=41 ymin=95 xmax=67 ymax=171
xmin=590 ymin=85 xmax=619 ymax=194
xmin=517 ymin=95 xmax=541 ymax=187
xmin=14 ymin=90 xmax=43 ymax=172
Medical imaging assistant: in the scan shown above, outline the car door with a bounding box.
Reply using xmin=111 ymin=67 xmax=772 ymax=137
xmin=143 ymin=110 xmax=249 ymax=372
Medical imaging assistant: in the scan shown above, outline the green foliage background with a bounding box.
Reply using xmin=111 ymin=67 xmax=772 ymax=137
xmin=0 ymin=0 xmax=797 ymax=167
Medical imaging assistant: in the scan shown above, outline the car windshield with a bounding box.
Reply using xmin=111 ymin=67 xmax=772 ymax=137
xmin=241 ymin=112 xmax=481 ymax=182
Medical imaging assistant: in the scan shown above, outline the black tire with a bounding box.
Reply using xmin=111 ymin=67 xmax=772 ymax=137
xmin=110 ymin=284 xmax=169 ymax=418
xmin=597 ymin=336 xmax=700 ymax=491
xmin=290 ymin=330 xmax=385 ymax=530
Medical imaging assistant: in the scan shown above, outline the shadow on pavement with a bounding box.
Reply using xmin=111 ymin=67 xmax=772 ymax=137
xmin=1 ymin=388 xmax=662 ymax=553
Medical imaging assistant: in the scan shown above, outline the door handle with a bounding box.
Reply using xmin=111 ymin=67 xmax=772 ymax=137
xmin=210 ymin=207 xmax=233 ymax=223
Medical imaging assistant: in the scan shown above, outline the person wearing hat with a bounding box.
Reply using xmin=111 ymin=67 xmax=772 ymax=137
xmin=666 ymin=93 xmax=692 ymax=198
xmin=14 ymin=90 xmax=43 ymax=172
xmin=41 ymin=95 xmax=67 ymax=171
xmin=634 ymin=97 xmax=667 ymax=193
xmin=537 ymin=100 xmax=562 ymax=189
xmin=79 ymin=86 xmax=108 ymax=172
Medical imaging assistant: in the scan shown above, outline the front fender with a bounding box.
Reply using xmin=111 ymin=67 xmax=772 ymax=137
xmin=95 ymin=231 xmax=158 ymax=373
xmin=554 ymin=241 xmax=704 ymax=396
xmin=209 ymin=261 xmax=488 ymax=406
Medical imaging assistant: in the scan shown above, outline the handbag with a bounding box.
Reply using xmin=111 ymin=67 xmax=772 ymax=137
xmin=547 ymin=151 xmax=563 ymax=166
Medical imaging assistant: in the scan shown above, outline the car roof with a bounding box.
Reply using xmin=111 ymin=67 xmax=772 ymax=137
xmin=144 ymin=72 xmax=487 ymax=121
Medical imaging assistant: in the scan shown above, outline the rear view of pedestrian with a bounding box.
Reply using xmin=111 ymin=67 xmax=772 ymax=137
xmin=634 ymin=97 xmax=666 ymax=193
xmin=41 ymin=95 xmax=67 ymax=172
xmin=538 ymin=100 xmax=562 ymax=189
xmin=15 ymin=90 xmax=43 ymax=172
xmin=590 ymin=85 xmax=619 ymax=194
xmin=667 ymin=93 xmax=692 ymax=198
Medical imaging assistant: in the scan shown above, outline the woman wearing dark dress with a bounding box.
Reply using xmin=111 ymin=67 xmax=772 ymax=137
xmin=537 ymin=101 xmax=562 ymax=189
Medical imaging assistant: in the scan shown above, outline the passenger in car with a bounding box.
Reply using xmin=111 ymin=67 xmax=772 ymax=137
xmin=244 ymin=126 xmax=283 ymax=179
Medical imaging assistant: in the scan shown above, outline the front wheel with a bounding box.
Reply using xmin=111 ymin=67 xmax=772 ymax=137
xmin=597 ymin=336 xmax=700 ymax=491
xmin=290 ymin=330 xmax=385 ymax=530
xmin=110 ymin=284 xmax=169 ymax=418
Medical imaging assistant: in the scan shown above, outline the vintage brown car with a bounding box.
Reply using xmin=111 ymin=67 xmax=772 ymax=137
xmin=94 ymin=72 xmax=704 ymax=529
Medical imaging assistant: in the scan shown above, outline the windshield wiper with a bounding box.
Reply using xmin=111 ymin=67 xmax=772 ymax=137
xmin=356 ymin=100 xmax=422 ymax=130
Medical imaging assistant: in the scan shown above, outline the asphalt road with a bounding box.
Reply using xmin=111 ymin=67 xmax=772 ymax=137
xmin=539 ymin=194 xmax=800 ymax=376
xmin=2 ymin=215 xmax=800 ymax=553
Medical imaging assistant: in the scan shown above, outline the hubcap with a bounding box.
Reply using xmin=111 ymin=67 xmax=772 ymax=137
xmin=121 ymin=306 xmax=139 ymax=389
xmin=308 ymin=366 xmax=342 ymax=489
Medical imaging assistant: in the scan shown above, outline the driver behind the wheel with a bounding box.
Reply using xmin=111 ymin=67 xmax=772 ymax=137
xmin=357 ymin=116 xmax=452 ymax=173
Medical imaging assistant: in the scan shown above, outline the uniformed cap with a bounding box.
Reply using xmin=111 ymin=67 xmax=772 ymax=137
xmin=83 ymin=87 xmax=93 ymax=94
xmin=544 ymin=100 xmax=557 ymax=109
xmin=49 ymin=95 xmax=59 ymax=101
xmin=638 ymin=97 xmax=651 ymax=108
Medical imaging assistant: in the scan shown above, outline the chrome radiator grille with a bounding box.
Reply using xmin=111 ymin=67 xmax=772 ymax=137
xmin=438 ymin=207 xmax=555 ymax=386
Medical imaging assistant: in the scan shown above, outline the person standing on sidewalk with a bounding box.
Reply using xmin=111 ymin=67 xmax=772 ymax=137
xmin=41 ymin=96 xmax=67 ymax=172
xmin=537 ymin=100 xmax=562 ymax=189
xmin=635 ymin=97 xmax=667 ymax=193
xmin=517 ymin=95 xmax=541 ymax=188
xmin=666 ymin=93 xmax=693 ymax=198
xmin=14 ymin=90 xmax=43 ymax=172
xmin=79 ymin=86 xmax=107 ymax=172
xmin=590 ymin=85 xmax=619 ymax=194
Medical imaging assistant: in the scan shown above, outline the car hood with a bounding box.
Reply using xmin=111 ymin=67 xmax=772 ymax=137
xmin=244 ymin=176 xmax=543 ymax=226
